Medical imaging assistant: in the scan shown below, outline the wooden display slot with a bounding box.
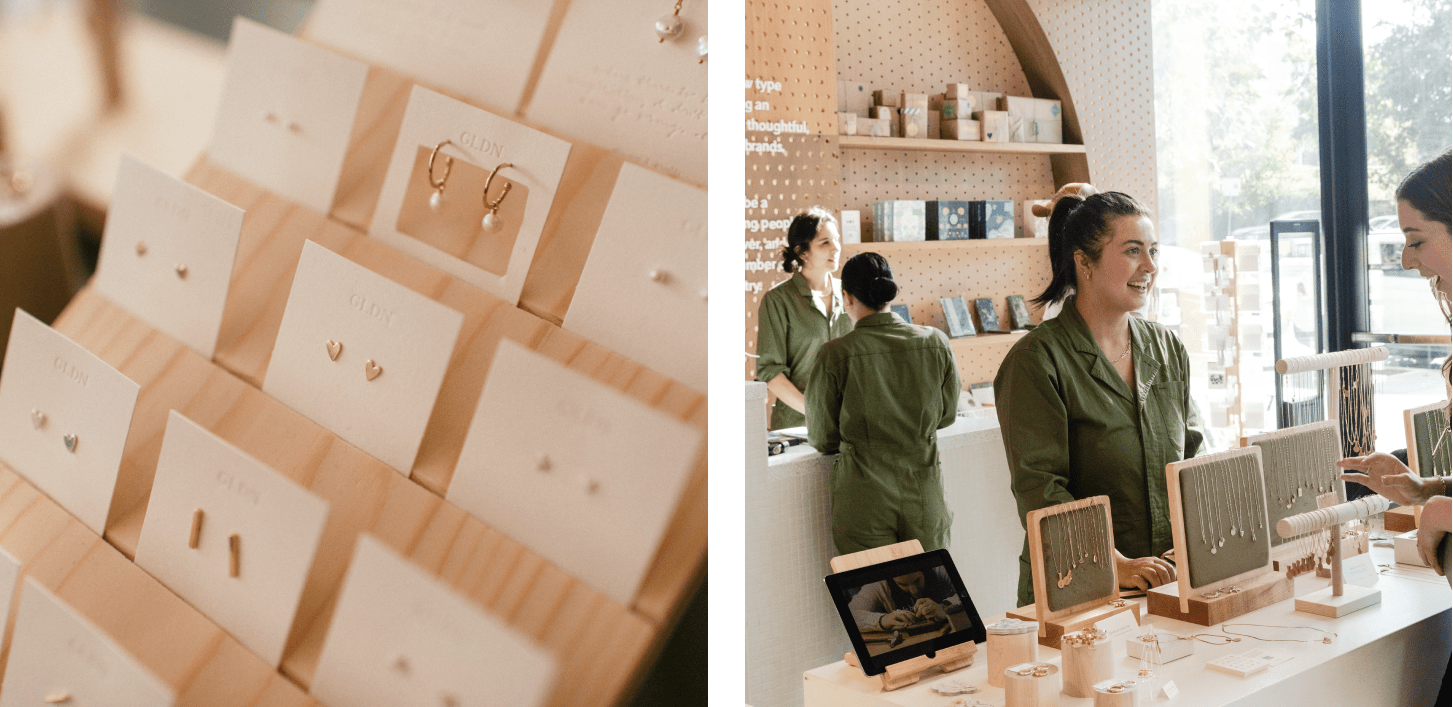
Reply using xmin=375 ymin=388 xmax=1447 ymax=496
xmin=842 ymin=240 xmax=1048 ymax=252
xmin=1145 ymin=571 xmax=1293 ymax=627
xmin=1385 ymin=505 xmax=1418 ymax=533
xmin=839 ymin=136 xmax=1087 ymax=155
xmin=1005 ymin=602 xmax=1140 ymax=650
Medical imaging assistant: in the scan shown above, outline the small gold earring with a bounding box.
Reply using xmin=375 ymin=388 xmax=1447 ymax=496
xmin=365 ymin=359 xmax=383 ymax=381
xmin=480 ymin=163 xmax=515 ymax=234
xmin=427 ymin=140 xmax=453 ymax=213
xmin=326 ymin=340 xmax=343 ymax=361
xmin=63 ymin=434 xmax=78 ymax=453
xmin=654 ymin=0 xmax=684 ymax=41
xmin=229 ymin=533 xmax=241 ymax=578
xmin=43 ymin=693 xmax=70 ymax=704
xmin=30 ymin=409 xmax=44 ymax=429
xmin=135 ymin=241 xmax=148 ymax=256
xmin=189 ymin=508 xmax=204 ymax=549
xmin=175 ymin=264 xmax=188 ymax=279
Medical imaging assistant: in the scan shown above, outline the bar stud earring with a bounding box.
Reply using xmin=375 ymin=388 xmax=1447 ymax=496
xmin=229 ymin=533 xmax=241 ymax=577
xmin=481 ymin=163 xmax=515 ymax=234
xmin=190 ymin=508 xmax=204 ymax=549
xmin=427 ymin=140 xmax=453 ymax=213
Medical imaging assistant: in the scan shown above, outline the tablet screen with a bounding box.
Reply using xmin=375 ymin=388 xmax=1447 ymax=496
xmin=823 ymin=549 xmax=985 ymax=675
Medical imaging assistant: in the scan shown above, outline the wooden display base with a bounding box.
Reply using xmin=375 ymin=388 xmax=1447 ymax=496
xmin=1385 ymin=506 xmax=1418 ymax=533
xmin=1146 ymin=572 xmax=1292 ymax=626
xmin=1295 ymin=585 xmax=1382 ymax=618
xmin=1005 ymin=602 xmax=1140 ymax=649
xmin=843 ymin=642 xmax=977 ymax=691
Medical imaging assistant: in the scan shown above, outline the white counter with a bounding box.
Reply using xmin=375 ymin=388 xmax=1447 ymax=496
xmin=746 ymin=383 xmax=1026 ymax=707
xmin=804 ymin=546 xmax=1451 ymax=707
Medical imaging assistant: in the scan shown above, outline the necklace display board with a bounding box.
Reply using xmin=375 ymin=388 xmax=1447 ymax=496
xmin=1405 ymin=400 xmax=1451 ymax=479
xmin=1151 ymin=446 xmax=1291 ymax=626
xmin=1241 ymin=420 xmax=1345 ymax=572
xmin=1006 ymin=496 xmax=1139 ymax=648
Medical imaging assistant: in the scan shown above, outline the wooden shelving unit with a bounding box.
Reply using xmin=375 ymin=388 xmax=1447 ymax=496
xmin=839 ymin=136 xmax=1086 ymax=155
xmin=948 ymin=331 xmax=1030 ymax=351
xmin=843 ymin=239 xmax=1048 ymax=252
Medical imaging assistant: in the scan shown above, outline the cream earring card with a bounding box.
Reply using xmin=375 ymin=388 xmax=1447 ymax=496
xmin=525 ymin=0 xmax=707 ymax=186
xmin=1 ymin=578 xmax=174 ymax=707
xmin=446 ymin=341 xmax=703 ymax=605
xmin=0 ymin=310 xmax=140 ymax=535
xmin=208 ymin=17 xmax=369 ymax=214
xmin=563 ymin=164 xmax=706 ymax=394
xmin=312 ymin=535 xmax=557 ymax=707
xmin=134 ymin=411 xmax=329 ymax=667
xmin=263 ymin=241 xmax=464 ymax=474
xmin=370 ymin=86 xmax=572 ymax=305
xmin=91 ymin=155 xmax=245 ymax=358
xmin=306 ymin=0 xmax=554 ymax=114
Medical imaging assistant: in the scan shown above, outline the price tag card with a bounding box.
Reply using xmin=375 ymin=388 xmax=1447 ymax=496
xmin=370 ymin=86 xmax=571 ymax=305
xmin=446 ymin=341 xmax=703 ymax=605
xmin=312 ymin=535 xmax=557 ymax=707
xmin=1343 ymin=550 xmax=1381 ymax=588
xmin=0 ymin=310 xmax=140 ymax=534
xmin=524 ymin=0 xmax=707 ymax=186
xmin=208 ymin=17 xmax=369 ymax=215
xmin=1097 ymin=606 xmax=1140 ymax=660
xmin=263 ymin=241 xmax=464 ymax=474
xmin=91 ymin=155 xmax=245 ymax=358
xmin=562 ymin=164 xmax=706 ymax=394
xmin=0 ymin=578 xmax=174 ymax=707
xmin=307 ymin=0 xmax=553 ymax=114
xmin=134 ymin=411 xmax=329 ymax=666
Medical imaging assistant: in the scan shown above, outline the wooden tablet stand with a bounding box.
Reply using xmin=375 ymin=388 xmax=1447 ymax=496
xmin=831 ymin=540 xmax=977 ymax=692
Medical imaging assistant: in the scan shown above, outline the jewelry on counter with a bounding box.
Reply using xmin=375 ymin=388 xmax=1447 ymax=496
xmin=30 ymin=409 xmax=44 ymax=429
xmin=189 ymin=508 xmax=204 ymax=549
xmin=655 ymin=0 xmax=684 ymax=42
xmin=536 ymin=454 xmax=552 ymax=472
xmin=649 ymin=269 xmax=670 ymax=283
xmin=63 ymin=433 xmax=78 ymax=453
xmin=135 ymin=241 xmax=148 ymax=256
xmin=364 ymin=359 xmax=384 ymax=382
xmin=1339 ymin=363 xmax=1376 ymax=457
xmin=480 ymin=163 xmax=515 ymax=234
xmin=1138 ymin=629 xmax=1239 ymax=646
xmin=696 ymin=35 xmax=708 ymax=63
xmin=325 ymin=340 xmax=343 ymax=361
xmin=1220 ymin=623 xmax=1337 ymax=644
xmin=229 ymin=533 xmax=241 ymax=578
xmin=427 ymin=140 xmax=453 ymax=213
xmin=175 ymin=264 xmax=188 ymax=279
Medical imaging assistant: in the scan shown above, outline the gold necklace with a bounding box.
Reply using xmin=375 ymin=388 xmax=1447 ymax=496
xmin=1113 ymin=338 xmax=1132 ymax=363
xmin=1220 ymin=623 xmax=1337 ymax=644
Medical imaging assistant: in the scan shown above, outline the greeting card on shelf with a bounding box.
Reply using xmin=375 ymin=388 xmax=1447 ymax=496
xmin=134 ymin=411 xmax=330 ymax=667
xmin=207 ymin=17 xmax=369 ymax=215
xmin=0 ymin=578 xmax=175 ymax=707
xmin=91 ymin=155 xmax=245 ymax=358
xmin=312 ymin=534 xmax=557 ymax=707
xmin=563 ymin=163 xmax=706 ymax=394
xmin=371 ymin=86 xmax=572 ymax=304
xmin=307 ymin=0 xmax=554 ymax=115
xmin=0 ymin=310 xmax=139 ymax=535
xmin=262 ymin=240 xmax=464 ymax=475
xmin=446 ymin=341 xmax=703 ymax=606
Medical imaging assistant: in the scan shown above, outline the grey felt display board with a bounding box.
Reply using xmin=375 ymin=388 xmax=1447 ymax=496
xmin=1176 ymin=454 xmax=1271 ymax=589
xmin=1247 ymin=422 xmax=1344 ymax=548
xmin=1412 ymin=406 xmax=1451 ymax=478
xmin=1037 ymin=505 xmax=1114 ymax=612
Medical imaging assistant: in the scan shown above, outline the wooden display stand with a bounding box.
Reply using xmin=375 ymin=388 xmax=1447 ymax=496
xmin=1385 ymin=506 xmax=1418 ymax=532
xmin=831 ymin=540 xmax=977 ymax=692
xmin=1146 ymin=571 xmax=1293 ymax=626
xmin=1004 ymin=602 xmax=1140 ymax=650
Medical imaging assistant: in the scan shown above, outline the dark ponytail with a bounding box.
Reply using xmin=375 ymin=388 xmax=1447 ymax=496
xmin=841 ymin=252 xmax=899 ymax=311
xmin=1395 ymin=148 xmax=1451 ymax=230
xmin=781 ymin=207 xmax=837 ymax=273
xmin=1033 ymin=191 xmax=1151 ymax=307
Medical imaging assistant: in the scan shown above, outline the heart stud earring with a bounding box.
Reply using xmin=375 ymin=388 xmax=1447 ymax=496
xmin=364 ymin=359 xmax=383 ymax=381
xmin=175 ymin=264 xmax=188 ymax=279
xmin=30 ymin=409 xmax=44 ymax=429
xmin=326 ymin=340 xmax=343 ymax=361
xmin=655 ymin=0 xmax=684 ymax=41
xmin=63 ymin=434 xmax=78 ymax=453
xmin=480 ymin=163 xmax=515 ymax=234
xmin=427 ymin=140 xmax=453 ymax=213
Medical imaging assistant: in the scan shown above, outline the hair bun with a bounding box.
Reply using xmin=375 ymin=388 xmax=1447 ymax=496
xmin=868 ymin=276 xmax=899 ymax=303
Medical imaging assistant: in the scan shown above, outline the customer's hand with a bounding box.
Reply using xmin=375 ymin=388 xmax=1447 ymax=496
xmin=1337 ymin=453 xmax=1435 ymax=506
xmin=1115 ymin=550 xmax=1175 ymax=591
xmin=1416 ymin=496 xmax=1451 ymax=576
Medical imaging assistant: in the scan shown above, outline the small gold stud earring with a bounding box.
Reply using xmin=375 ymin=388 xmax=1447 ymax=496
xmin=30 ymin=409 xmax=44 ymax=429
xmin=393 ymin=656 xmax=411 ymax=675
xmin=480 ymin=163 xmax=515 ymax=233
xmin=135 ymin=241 xmax=148 ymax=256
xmin=649 ymin=269 xmax=669 ymax=283
xmin=364 ymin=360 xmax=383 ymax=381
xmin=427 ymin=140 xmax=453 ymax=213
xmin=326 ymin=340 xmax=343 ymax=361
xmin=189 ymin=508 xmax=204 ymax=549
xmin=43 ymin=693 xmax=70 ymax=704
xmin=537 ymin=455 xmax=552 ymax=472
xmin=229 ymin=533 xmax=240 ymax=578
xmin=175 ymin=264 xmax=188 ymax=279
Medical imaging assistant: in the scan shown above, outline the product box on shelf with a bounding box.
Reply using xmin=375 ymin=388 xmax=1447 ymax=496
xmin=946 ymin=83 xmax=972 ymax=99
xmin=1008 ymin=116 xmax=1030 ymax=143
xmin=942 ymin=97 xmax=977 ymax=121
xmin=927 ymin=94 xmax=943 ymax=139
xmin=984 ymin=200 xmax=1015 ymax=239
xmin=975 ymin=110 xmax=1009 ymax=142
xmin=859 ymin=117 xmax=891 ymax=137
xmin=1004 ymin=95 xmax=1037 ymax=119
xmin=871 ymin=106 xmax=900 ymax=137
xmin=873 ymin=201 xmax=926 ymax=242
xmin=1035 ymin=98 xmax=1063 ymax=144
xmin=927 ymin=201 xmax=974 ymax=241
xmin=978 ymin=92 xmax=1005 ymax=112
xmin=901 ymin=93 xmax=928 ymax=139
xmin=941 ymin=119 xmax=980 ymax=141
xmin=872 ymin=89 xmax=900 ymax=107
xmin=838 ymin=112 xmax=857 ymax=136
xmin=843 ymin=81 xmax=873 ymax=117
xmin=840 ymin=210 xmax=862 ymax=244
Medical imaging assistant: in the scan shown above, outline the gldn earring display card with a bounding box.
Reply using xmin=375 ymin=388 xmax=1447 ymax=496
xmin=0 ymin=578 xmax=175 ymax=707
xmin=524 ymin=0 xmax=708 ymax=186
xmin=0 ymin=310 xmax=140 ymax=535
xmin=447 ymin=341 xmax=703 ymax=606
xmin=208 ymin=17 xmax=369 ymax=215
xmin=563 ymin=163 xmax=706 ymax=394
xmin=312 ymin=534 xmax=557 ymax=707
xmin=263 ymin=240 xmax=464 ymax=474
xmin=134 ymin=411 xmax=330 ymax=667
xmin=91 ymin=155 xmax=245 ymax=358
xmin=370 ymin=86 xmax=572 ymax=305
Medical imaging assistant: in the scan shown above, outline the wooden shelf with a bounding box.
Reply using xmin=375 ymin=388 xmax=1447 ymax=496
xmin=948 ymin=330 xmax=1030 ymax=350
xmin=844 ymin=239 xmax=1048 ymax=251
xmin=838 ymin=136 xmax=1086 ymax=155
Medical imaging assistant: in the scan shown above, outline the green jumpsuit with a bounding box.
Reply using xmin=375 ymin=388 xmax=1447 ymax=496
xmin=993 ymin=299 xmax=1204 ymax=607
xmin=756 ymin=271 xmax=854 ymax=429
xmin=806 ymin=311 xmax=961 ymax=555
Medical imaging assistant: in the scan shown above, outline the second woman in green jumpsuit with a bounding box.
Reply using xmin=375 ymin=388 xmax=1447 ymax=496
xmin=993 ymin=190 xmax=1203 ymax=607
xmin=807 ymin=253 xmax=961 ymax=554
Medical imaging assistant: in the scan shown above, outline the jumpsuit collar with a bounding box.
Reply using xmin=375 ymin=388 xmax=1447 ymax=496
xmin=854 ymin=311 xmax=902 ymax=329
xmin=1059 ymin=298 xmax=1160 ymax=402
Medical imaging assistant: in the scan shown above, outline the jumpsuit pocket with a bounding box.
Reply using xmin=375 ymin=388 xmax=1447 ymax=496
xmin=1152 ymin=380 xmax=1188 ymax=460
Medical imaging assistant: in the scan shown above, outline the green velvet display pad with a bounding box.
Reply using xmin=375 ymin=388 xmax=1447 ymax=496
xmin=1178 ymin=458 xmax=1270 ymax=589
xmin=1249 ymin=423 xmax=1344 ymax=548
xmin=1413 ymin=406 xmax=1451 ymax=477
xmin=1038 ymin=505 xmax=1114 ymax=612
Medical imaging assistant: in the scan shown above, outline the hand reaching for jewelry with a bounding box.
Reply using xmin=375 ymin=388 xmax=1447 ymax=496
xmin=879 ymin=609 xmax=916 ymax=630
xmin=913 ymin=598 xmax=948 ymax=622
xmin=1337 ymin=453 xmax=1435 ymax=506
xmin=1115 ymin=550 xmax=1175 ymax=591
xmin=1416 ymin=496 xmax=1451 ymax=576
